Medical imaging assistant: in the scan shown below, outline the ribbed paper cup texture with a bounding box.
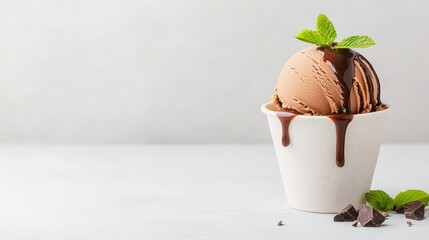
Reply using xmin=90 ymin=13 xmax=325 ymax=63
xmin=261 ymin=103 xmax=390 ymax=213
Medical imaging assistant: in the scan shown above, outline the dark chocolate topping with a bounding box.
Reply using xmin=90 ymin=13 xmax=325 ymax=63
xmin=276 ymin=111 xmax=297 ymax=147
xmin=334 ymin=204 xmax=358 ymax=222
xmin=317 ymin=47 xmax=382 ymax=113
xmin=395 ymin=205 xmax=406 ymax=214
xmin=328 ymin=114 xmax=354 ymax=167
xmin=357 ymin=205 xmax=385 ymax=227
xmin=359 ymin=54 xmax=382 ymax=108
xmin=404 ymin=201 xmax=425 ymax=221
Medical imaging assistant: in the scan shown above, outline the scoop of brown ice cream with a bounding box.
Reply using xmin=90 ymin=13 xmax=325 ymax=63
xmin=273 ymin=46 xmax=383 ymax=115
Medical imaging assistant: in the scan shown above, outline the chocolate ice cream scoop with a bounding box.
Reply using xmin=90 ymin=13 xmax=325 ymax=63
xmin=273 ymin=46 xmax=383 ymax=115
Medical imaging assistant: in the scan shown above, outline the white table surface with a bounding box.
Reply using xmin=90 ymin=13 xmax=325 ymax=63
xmin=0 ymin=144 xmax=428 ymax=239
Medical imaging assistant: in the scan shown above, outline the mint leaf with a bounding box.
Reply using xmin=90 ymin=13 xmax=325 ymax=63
xmin=335 ymin=35 xmax=375 ymax=49
xmin=316 ymin=14 xmax=336 ymax=45
xmin=295 ymin=30 xmax=326 ymax=46
xmin=393 ymin=190 xmax=429 ymax=208
xmin=295 ymin=14 xmax=375 ymax=49
xmin=365 ymin=190 xmax=394 ymax=212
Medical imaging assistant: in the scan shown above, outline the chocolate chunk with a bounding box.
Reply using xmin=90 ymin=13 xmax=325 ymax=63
xmin=395 ymin=206 xmax=406 ymax=214
xmin=334 ymin=204 xmax=358 ymax=222
xmin=395 ymin=201 xmax=425 ymax=215
xmin=404 ymin=201 xmax=425 ymax=221
xmin=395 ymin=202 xmax=412 ymax=214
xmin=357 ymin=205 xmax=385 ymax=227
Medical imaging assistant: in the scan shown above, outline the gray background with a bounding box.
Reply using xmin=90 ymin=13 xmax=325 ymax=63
xmin=0 ymin=0 xmax=427 ymax=144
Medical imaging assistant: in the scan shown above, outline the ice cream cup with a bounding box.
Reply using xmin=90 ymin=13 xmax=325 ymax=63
xmin=261 ymin=102 xmax=390 ymax=213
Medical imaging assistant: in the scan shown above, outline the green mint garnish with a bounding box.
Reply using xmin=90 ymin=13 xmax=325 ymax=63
xmin=365 ymin=190 xmax=394 ymax=212
xmin=295 ymin=14 xmax=375 ymax=49
xmin=365 ymin=189 xmax=429 ymax=212
xmin=393 ymin=190 xmax=429 ymax=209
xmin=336 ymin=36 xmax=375 ymax=49
xmin=295 ymin=30 xmax=325 ymax=46
xmin=316 ymin=14 xmax=336 ymax=45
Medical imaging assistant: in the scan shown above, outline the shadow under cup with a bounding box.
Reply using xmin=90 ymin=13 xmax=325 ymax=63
xmin=261 ymin=103 xmax=390 ymax=213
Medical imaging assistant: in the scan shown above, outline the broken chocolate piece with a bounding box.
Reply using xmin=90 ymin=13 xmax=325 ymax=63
xmin=396 ymin=201 xmax=425 ymax=215
xmin=277 ymin=220 xmax=284 ymax=226
xmin=395 ymin=202 xmax=413 ymax=214
xmin=395 ymin=206 xmax=406 ymax=214
xmin=334 ymin=204 xmax=358 ymax=222
xmin=404 ymin=201 xmax=425 ymax=221
xmin=357 ymin=205 xmax=385 ymax=227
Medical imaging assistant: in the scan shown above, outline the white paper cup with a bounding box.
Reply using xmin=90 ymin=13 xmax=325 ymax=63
xmin=261 ymin=103 xmax=390 ymax=213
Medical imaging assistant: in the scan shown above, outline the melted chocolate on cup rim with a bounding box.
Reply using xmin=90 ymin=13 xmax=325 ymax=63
xmin=328 ymin=114 xmax=353 ymax=167
xmin=276 ymin=47 xmax=382 ymax=167
xmin=276 ymin=111 xmax=297 ymax=147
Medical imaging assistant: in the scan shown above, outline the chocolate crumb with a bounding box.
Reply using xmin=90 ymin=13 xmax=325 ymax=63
xmin=404 ymin=201 xmax=425 ymax=221
xmin=406 ymin=221 xmax=412 ymax=227
xmin=357 ymin=205 xmax=385 ymax=227
xmin=277 ymin=220 xmax=284 ymax=226
xmin=352 ymin=221 xmax=358 ymax=227
xmin=334 ymin=204 xmax=358 ymax=222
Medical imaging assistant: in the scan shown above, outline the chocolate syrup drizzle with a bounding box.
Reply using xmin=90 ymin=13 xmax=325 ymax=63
xmin=320 ymin=47 xmax=382 ymax=113
xmin=328 ymin=114 xmax=353 ymax=167
xmin=276 ymin=47 xmax=382 ymax=167
xmin=277 ymin=111 xmax=297 ymax=147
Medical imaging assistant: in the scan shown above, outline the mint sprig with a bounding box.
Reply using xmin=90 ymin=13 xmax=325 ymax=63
xmin=365 ymin=190 xmax=394 ymax=212
xmin=295 ymin=14 xmax=375 ymax=49
xmin=295 ymin=30 xmax=325 ymax=45
xmin=365 ymin=189 xmax=429 ymax=212
xmin=316 ymin=14 xmax=336 ymax=45
xmin=336 ymin=36 xmax=375 ymax=49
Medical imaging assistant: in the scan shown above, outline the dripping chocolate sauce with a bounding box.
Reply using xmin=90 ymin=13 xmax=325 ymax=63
xmin=276 ymin=111 xmax=297 ymax=147
xmin=276 ymin=47 xmax=381 ymax=167
xmin=328 ymin=114 xmax=353 ymax=167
